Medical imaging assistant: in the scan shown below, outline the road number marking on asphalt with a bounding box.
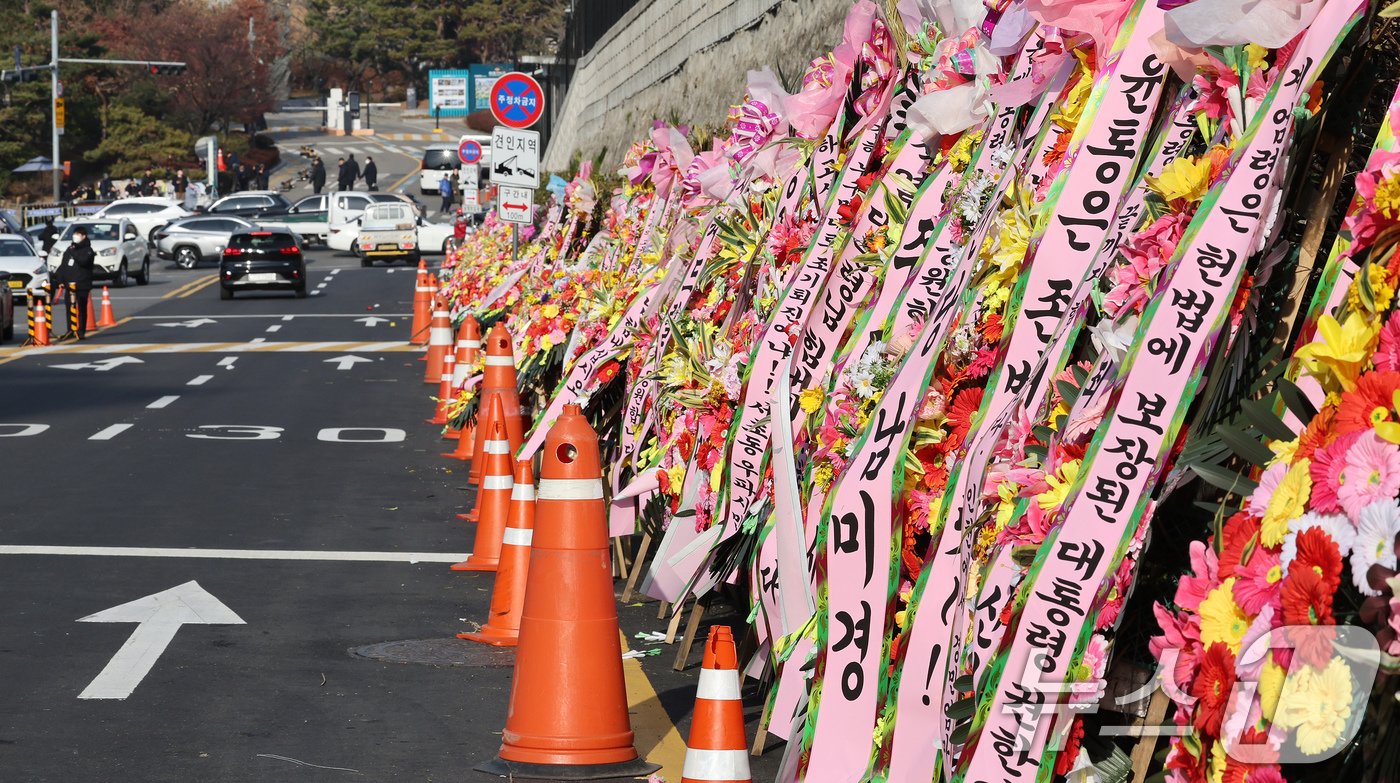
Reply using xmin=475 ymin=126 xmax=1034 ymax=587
xmin=147 ymin=396 xmax=179 ymax=409
xmin=186 ymin=425 xmax=285 ymax=440
xmin=77 ymin=581 xmax=244 ymax=700
xmin=187 ymin=375 xmax=213 ymax=386
xmin=316 ymin=427 xmax=406 ymax=443
xmin=0 ymin=423 xmax=50 ymax=437
xmin=89 ymin=424 xmax=133 ymax=441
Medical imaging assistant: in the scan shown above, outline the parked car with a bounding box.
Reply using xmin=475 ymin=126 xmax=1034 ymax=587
xmin=154 ymin=215 xmax=260 ymax=269
xmin=204 ymin=191 xmax=292 ymax=218
xmin=46 ymin=219 xmax=151 ymax=287
xmin=419 ymin=143 xmax=489 ymax=195
xmin=252 ymin=194 xmax=330 ymax=244
xmin=219 ymin=229 xmax=306 ymax=299
xmin=0 ymin=271 xmax=13 ymax=341
xmin=0 ymin=234 xmax=47 ymax=300
xmin=90 ymin=197 xmax=190 ymax=243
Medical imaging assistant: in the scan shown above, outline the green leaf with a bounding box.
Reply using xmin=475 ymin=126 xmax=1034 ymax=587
xmin=1055 ymin=380 xmax=1079 ymax=408
xmin=953 ymin=674 xmax=974 ymax=692
xmin=1241 ymin=399 xmax=1297 ymax=442
xmin=1276 ymin=378 xmax=1319 ymax=423
xmin=1216 ymin=426 xmax=1274 ymax=467
xmin=949 ymin=721 xmax=971 ymax=746
xmin=1190 ymin=461 xmax=1259 ymax=495
xmin=946 ymin=697 xmax=976 ymax=720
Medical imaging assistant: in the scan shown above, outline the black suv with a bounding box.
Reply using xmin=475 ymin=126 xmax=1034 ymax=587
xmin=219 ymin=230 xmax=307 ymax=299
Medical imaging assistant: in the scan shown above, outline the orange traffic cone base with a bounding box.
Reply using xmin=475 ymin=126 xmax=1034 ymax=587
xmin=475 ymin=756 xmax=659 ymax=781
xmin=456 ymin=626 xmax=518 ymax=647
xmin=452 ymin=553 xmax=497 ymax=571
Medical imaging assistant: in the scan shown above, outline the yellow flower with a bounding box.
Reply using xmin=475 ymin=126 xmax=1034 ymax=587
xmin=709 ymin=459 xmax=725 ymax=494
xmin=1050 ymin=54 xmax=1094 ymax=130
xmin=1244 ymin=43 xmax=1270 ymax=73
xmin=1274 ymin=658 xmax=1355 ymax=756
xmin=1372 ymin=171 xmax=1400 ymax=219
xmin=1261 ymin=458 xmax=1311 ymax=546
xmin=798 ymin=387 xmax=825 ymax=414
xmin=1258 ymin=657 xmax=1286 ymax=722
xmin=1208 ymin=740 xmax=1229 ymax=783
xmin=1036 ymin=459 xmax=1082 ymax=512
xmin=665 ymin=463 xmax=686 ymax=495
xmin=1346 ymin=263 xmax=1395 ymax=315
xmin=542 ymin=303 xmax=561 ymax=319
xmin=1198 ymin=577 xmax=1249 ymax=654
xmin=994 ymin=482 xmax=1017 ymax=530
xmin=1294 ymin=313 xmax=1379 ymax=392
xmin=1148 ymin=155 xmax=1212 ymax=203
xmin=813 ymin=462 xmax=834 ymax=490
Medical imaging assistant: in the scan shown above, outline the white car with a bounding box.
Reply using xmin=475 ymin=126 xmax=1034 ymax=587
xmin=47 ymin=219 xmax=151 ymax=287
xmin=90 ymin=197 xmax=191 ymax=244
xmin=0 ymin=233 xmax=46 ymax=301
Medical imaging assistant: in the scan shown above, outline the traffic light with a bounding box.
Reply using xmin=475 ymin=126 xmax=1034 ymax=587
xmin=348 ymin=91 xmax=361 ymax=118
xmin=148 ymin=62 xmax=186 ymax=76
xmin=2 ymin=68 xmax=41 ymax=84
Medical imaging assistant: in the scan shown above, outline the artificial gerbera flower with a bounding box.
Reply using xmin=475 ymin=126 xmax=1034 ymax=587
xmin=1281 ymin=512 xmax=1354 ymax=572
xmin=1296 ymin=406 xmax=1338 ymax=462
xmin=1248 ymin=462 xmax=1288 ymax=519
xmin=1374 ymin=312 xmax=1400 ymax=373
xmin=1352 ymin=500 xmax=1400 ymax=596
xmin=1261 ymin=460 xmax=1311 ymax=547
xmin=1281 ymin=564 xmax=1336 ymax=668
xmin=1338 ymin=432 xmax=1400 ymax=519
xmin=1273 ymin=657 xmax=1355 ymax=756
xmin=1233 ymin=545 xmax=1283 ymax=616
xmin=1334 ymin=371 xmax=1400 ymax=435
xmin=1309 ymin=431 xmax=1362 ymax=515
xmin=1200 ymin=577 xmax=1250 ymax=654
xmin=1219 ymin=512 xmax=1262 ymax=579
xmin=1149 ymin=155 xmax=1213 ymax=204
xmin=1191 ymin=642 xmax=1237 ymax=736
xmin=1289 ymin=527 xmax=1344 ymax=596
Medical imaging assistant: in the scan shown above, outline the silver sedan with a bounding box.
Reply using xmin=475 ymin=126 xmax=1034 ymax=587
xmin=153 ymin=215 xmax=260 ymax=269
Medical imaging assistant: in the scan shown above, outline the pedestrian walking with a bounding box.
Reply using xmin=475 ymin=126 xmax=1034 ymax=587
xmin=173 ymin=169 xmax=189 ymax=200
xmin=438 ymin=175 xmax=453 ymax=215
xmin=362 ymin=156 xmax=377 ymax=190
xmin=346 ymin=154 xmax=361 ymax=189
xmin=37 ymin=218 xmax=59 ymax=254
xmin=256 ymin=163 xmax=269 ymax=191
xmin=311 ymin=157 xmax=326 ymax=194
xmin=54 ymin=226 xmax=95 ymax=341
xmin=336 ymin=157 xmax=351 ymax=191
xmin=98 ymin=173 xmax=114 ymax=200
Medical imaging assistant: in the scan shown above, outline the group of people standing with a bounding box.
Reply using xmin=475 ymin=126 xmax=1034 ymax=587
xmin=309 ymin=154 xmax=378 ymax=194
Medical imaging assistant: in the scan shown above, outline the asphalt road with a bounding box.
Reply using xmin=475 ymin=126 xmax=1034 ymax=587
xmin=0 ymin=247 xmax=783 ymax=782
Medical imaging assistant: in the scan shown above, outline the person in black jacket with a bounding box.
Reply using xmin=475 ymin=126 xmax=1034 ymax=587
xmin=311 ymin=157 xmax=326 ymax=194
xmin=346 ymin=154 xmax=361 ymax=189
xmin=55 ymin=227 xmax=96 ymax=340
xmin=362 ymin=156 xmax=377 ymax=190
xmin=335 ymin=157 xmax=350 ymax=191
xmin=37 ymin=218 xmax=59 ymax=254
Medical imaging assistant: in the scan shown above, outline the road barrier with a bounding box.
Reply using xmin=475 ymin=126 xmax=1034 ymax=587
xmin=410 ymin=260 xmax=431 ymax=345
xmin=469 ymin=323 xmax=524 ymax=486
xmin=681 ymin=626 xmax=751 ymax=783
xmin=96 ymin=286 xmax=118 ymax=328
xmin=427 ymin=351 xmax=455 ymax=426
xmin=454 ymin=396 xmax=513 ymax=572
xmin=422 ymin=298 xmax=452 ymax=384
xmin=25 ymin=289 xmax=49 ymax=346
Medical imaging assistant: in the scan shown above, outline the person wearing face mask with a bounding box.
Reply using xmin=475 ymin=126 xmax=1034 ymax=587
xmin=55 ymin=227 xmax=96 ymax=340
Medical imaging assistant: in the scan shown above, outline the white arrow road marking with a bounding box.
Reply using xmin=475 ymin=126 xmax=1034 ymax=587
xmin=77 ymin=581 xmax=244 ymax=700
xmin=355 ymin=317 xmax=389 ymax=327
xmin=156 ymin=318 xmax=217 ymax=328
xmin=50 ymin=356 xmax=144 ymax=372
xmin=325 ymin=355 xmax=372 ymax=371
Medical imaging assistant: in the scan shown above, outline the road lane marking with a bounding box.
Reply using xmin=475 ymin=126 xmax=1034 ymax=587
xmin=622 ymin=630 xmax=689 ymax=780
xmin=0 ymin=545 xmax=470 ymax=563
xmin=89 ymin=424 xmax=133 ymax=440
xmin=265 ymin=325 xmax=282 ymax=333
xmin=161 ymin=275 xmax=216 ymax=299
xmin=281 ymin=315 xmax=295 ymax=321
xmin=187 ymin=375 xmax=213 ymax=385
xmin=177 ymin=276 xmax=220 ymax=298
xmin=218 ymin=357 xmax=237 ymax=368
xmin=0 ymin=341 xmax=418 ymax=356
xmin=147 ymin=396 xmax=180 ymax=409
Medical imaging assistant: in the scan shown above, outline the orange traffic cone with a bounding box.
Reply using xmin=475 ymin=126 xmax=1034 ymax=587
xmin=96 ymin=286 xmax=118 ymax=328
xmin=427 ymin=351 xmax=455 ymax=425
xmin=30 ymin=294 xmax=49 ymax=346
xmin=443 ymin=316 xmax=481 ymax=442
xmin=478 ymin=404 xmax=656 ymax=779
xmin=469 ymin=323 xmax=524 ymax=485
xmin=681 ymin=626 xmax=752 ymax=783
xmin=457 ymin=395 xmax=498 ymax=519
xmin=452 ymin=396 xmax=512 ymax=572
xmin=86 ymin=290 xmax=98 ymax=331
xmin=459 ymin=459 xmax=535 ymax=646
xmin=441 ymin=413 xmax=477 ymax=460
xmin=410 ymin=271 xmax=432 ymax=345
xmin=422 ymin=298 xmax=452 ymax=384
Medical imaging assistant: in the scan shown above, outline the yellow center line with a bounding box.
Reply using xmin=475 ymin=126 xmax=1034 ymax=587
xmin=162 ymin=274 xmax=215 ymax=299
xmin=621 ymin=632 xmax=689 ymax=779
xmin=175 ymin=275 xmax=220 ymax=299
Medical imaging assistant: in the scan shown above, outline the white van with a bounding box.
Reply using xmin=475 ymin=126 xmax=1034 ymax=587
xmin=419 ymin=140 xmax=490 ymax=195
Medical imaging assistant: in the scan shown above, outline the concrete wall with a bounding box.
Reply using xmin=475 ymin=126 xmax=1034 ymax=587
xmin=543 ymin=0 xmax=851 ymax=171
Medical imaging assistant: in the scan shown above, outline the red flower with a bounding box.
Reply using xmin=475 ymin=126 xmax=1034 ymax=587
xmin=1295 ymin=405 xmax=1338 ymax=462
xmin=946 ymin=387 xmax=985 ymax=444
xmin=1054 ymin=716 xmax=1084 ymax=776
xmin=1190 ymin=642 xmax=1237 ymax=736
xmin=656 ymin=467 xmax=671 ymax=495
xmin=1281 ymin=563 xmax=1337 ymax=668
xmin=677 ymin=430 xmax=695 ymax=461
xmin=1292 ymin=527 xmax=1343 ymax=595
xmin=596 ymin=360 xmax=620 ymax=384
xmin=837 ymin=194 xmax=864 ymax=226
xmin=979 ymin=313 xmax=1005 ymax=343
xmin=1219 ymin=512 xmax=1261 ymax=578
xmin=1335 ymin=370 xmax=1400 ymax=435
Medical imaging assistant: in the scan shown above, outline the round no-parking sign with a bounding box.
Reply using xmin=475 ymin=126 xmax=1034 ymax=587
xmin=489 ymin=72 xmax=545 ymax=129
xmin=458 ymin=138 xmax=482 ymax=165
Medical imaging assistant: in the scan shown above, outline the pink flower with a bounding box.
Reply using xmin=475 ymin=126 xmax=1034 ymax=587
xmin=1309 ymin=431 xmax=1363 ymax=515
xmin=1338 ymin=432 xmax=1400 ymax=520
xmin=1247 ymin=462 xmax=1288 ymax=518
xmin=1233 ymin=546 xmax=1282 ymax=616
xmin=1174 ymin=540 xmax=1219 ymax=611
xmin=1151 ymin=602 xmax=1202 ymax=692
xmin=1376 ymin=312 xmax=1400 ymax=372
xmin=1347 ymin=150 xmax=1400 ymax=247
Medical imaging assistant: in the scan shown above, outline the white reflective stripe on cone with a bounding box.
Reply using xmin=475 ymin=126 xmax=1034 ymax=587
xmin=682 ymin=748 xmax=750 ymax=781
xmin=484 ymin=356 xmax=514 ymax=366
xmin=538 ymin=478 xmax=604 ymax=500
xmin=465 ymin=340 xmax=481 ymax=348
xmin=440 ymin=374 xmax=453 ymax=382
xmin=482 ymin=475 xmax=513 ymax=490
xmin=484 ymin=440 xmax=510 ymax=454
xmin=510 ymin=484 xmax=536 ymax=501
xmin=502 ymin=527 xmax=533 ymax=546
xmin=452 ymin=365 xmax=470 ymax=386
xmin=696 ymin=668 xmax=742 ymax=701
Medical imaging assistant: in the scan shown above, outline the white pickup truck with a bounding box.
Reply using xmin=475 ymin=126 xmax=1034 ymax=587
xmin=356 ymin=202 xmax=422 ymax=266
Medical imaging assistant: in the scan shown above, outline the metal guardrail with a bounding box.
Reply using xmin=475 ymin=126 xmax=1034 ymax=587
xmin=15 ymin=201 xmax=110 ymax=226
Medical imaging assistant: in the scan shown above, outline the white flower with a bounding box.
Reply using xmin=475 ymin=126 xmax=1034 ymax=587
xmin=1352 ymin=501 xmax=1400 ymax=596
xmin=1282 ymin=513 xmax=1354 ymax=571
xmin=851 ymin=372 xmax=876 ymax=400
